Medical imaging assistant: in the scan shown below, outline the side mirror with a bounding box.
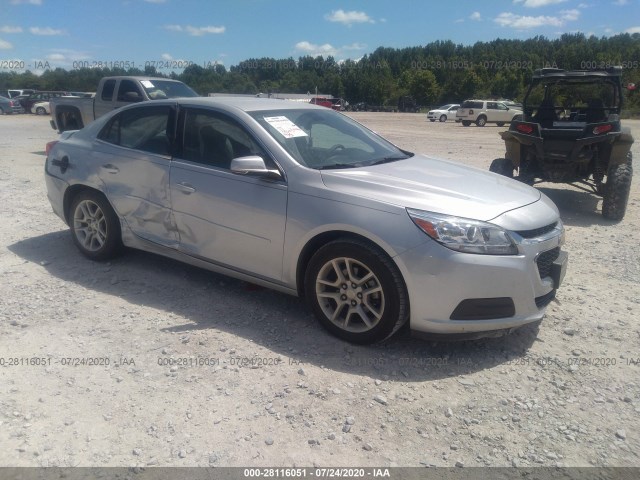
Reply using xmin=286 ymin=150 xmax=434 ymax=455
xmin=123 ymin=91 xmax=142 ymax=102
xmin=230 ymin=156 xmax=282 ymax=180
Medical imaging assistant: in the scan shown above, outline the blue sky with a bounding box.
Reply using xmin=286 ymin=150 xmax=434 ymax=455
xmin=1 ymin=0 xmax=639 ymax=72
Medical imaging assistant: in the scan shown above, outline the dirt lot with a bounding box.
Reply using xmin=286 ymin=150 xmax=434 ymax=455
xmin=0 ymin=113 xmax=639 ymax=468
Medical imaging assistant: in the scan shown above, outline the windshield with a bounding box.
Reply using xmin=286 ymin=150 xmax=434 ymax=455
xmin=141 ymin=80 xmax=199 ymax=99
xmin=249 ymin=108 xmax=412 ymax=169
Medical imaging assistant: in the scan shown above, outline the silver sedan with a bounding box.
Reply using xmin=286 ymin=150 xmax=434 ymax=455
xmin=45 ymin=98 xmax=567 ymax=344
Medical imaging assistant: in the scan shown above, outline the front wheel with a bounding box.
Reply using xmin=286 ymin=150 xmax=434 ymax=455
xmin=70 ymin=191 xmax=122 ymax=260
xmin=489 ymin=158 xmax=514 ymax=178
xmin=462 ymin=121 xmax=471 ymax=127
xmin=305 ymin=239 xmax=408 ymax=344
xmin=476 ymin=116 xmax=487 ymax=127
xmin=439 ymin=115 xmax=447 ymax=122
xmin=602 ymin=153 xmax=633 ymax=221
xmin=36 ymin=107 xmax=47 ymax=115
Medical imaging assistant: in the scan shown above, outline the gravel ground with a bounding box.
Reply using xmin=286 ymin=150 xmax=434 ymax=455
xmin=0 ymin=112 xmax=639 ymax=468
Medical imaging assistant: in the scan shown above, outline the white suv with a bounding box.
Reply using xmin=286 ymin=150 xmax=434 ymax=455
xmin=455 ymin=99 xmax=522 ymax=127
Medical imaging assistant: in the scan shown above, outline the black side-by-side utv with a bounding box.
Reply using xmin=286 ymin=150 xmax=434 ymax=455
xmin=491 ymin=67 xmax=634 ymax=220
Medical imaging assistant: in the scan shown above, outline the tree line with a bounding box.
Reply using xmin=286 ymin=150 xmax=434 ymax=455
xmin=2 ymin=33 xmax=639 ymax=112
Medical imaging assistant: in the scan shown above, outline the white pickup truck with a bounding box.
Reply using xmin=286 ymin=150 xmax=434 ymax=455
xmin=49 ymin=76 xmax=198 ymax=132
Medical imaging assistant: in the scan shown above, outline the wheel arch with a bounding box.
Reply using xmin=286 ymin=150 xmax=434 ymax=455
xmin=295 ymin=229 xmax=405 ymax=298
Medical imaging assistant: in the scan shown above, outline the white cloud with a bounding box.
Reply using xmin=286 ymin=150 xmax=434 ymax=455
xmin=46 ymin=53 xmax=65 ymax=61
xmin=295 ymin=41 xmax=338 ymax=57
xmin=0 ymin=26 xmax=23 ymax=33
xmin=0 ymin=38 xmax=13 ymax=49
xmin=324 ymin=9 xmax=374 ymax=26
xmin=614 ymin=0 xmax=629 ymax=4
xmin=10 ymin=0 xmax=42 ymax=4
xmin=513 ymin=0 xmax=568 ymax=7
xmin=494 ymin=9 xmax=579 ymax=29
xmin=164 ymin=24 xmax=225 ymax=36
xmin=469 ymin=12 xmax=482 ymax=21
xmin=342 ymin=42 xmax=366 ymax=51
xmin=30 ymin=26 xmax=66 ymax=35
xmin=625 ymin=26 xmax=640 ymax=33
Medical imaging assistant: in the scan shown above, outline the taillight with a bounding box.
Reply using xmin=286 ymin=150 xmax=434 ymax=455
xmin=516 ymin=123 xmax=534 ymax=134
xmin=593 ymin=124 xmax=613 ymax=135
xmin=45 ymin=140 xmax=58 ymax=156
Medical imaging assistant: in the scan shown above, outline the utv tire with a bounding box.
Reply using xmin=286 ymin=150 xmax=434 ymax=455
xmin=602 ymin=153 xmax=633 ymax=221
xmin=476 ymin=116 xmax=487 ymax=127
xmin=462 ymin=121 xmax=471 ymax=127
xmin=305 ymin=239 xmax=408 ymax=344
xmin=489 ymin=158 xmax=514 ymax=178
xmin=70 ymin=191 xmax=123 ymax=261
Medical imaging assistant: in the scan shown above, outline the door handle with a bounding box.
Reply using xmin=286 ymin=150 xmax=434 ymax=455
xmin=101 ymin=164 xmax=119 ymax=174
xmin=175 ymin=182 xmax=196 ymax=194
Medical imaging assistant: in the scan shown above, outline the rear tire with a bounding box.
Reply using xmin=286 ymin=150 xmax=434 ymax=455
xmin=476 ymin=116 xmax=487 ymax=127
xmin=439 ymin=115 xmax=447 ymax=122
xmin=602 ymin=153 xmax=633 ymax=221
xmin=70 ymin=191 xmax=123 ymax=261
xmin=36 ymin=106 xmax=46 ymax=115
xmin=462 ymin=121 xmax=471 ymax=127
xmin=489 ymin=158 xmax=514 ymax=178
xmin=304 ymin=239 xmax=408 ymax=344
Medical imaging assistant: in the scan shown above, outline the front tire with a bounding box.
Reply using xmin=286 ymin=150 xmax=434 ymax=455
xmin=36 ymin=106 xmax=47 ymax=115
xmin=490 ymin=158 xmax=514 ymax=178
xmin=439 ymin=115 xmax=447 ymax=122
xmin=70 ymin=191 xmax=122 ymax=260
xmin=305 ymin=239 xmax=408 ymax=344
xmin=602 ymin=153 xmax=633 ymax=221
xmin=476 ymin=116 xmax=487 ymax=127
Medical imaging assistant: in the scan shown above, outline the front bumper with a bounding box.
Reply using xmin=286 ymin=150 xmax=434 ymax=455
xmin=398 ymin=228 xmax=566 ymax=335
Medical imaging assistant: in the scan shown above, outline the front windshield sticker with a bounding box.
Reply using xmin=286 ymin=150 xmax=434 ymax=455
xmin=140 ymin=80 xmax=155 ymax=89
xmin=264 ymin=116 xmax=308 ymax=139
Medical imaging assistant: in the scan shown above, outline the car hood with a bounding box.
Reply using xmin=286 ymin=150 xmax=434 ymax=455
xmin=320 ymin=155 xmax=542 ymax=222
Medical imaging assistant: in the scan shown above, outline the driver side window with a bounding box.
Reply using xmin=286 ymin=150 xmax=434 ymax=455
xmin=181 ymin=109 xmax=272 ymax=170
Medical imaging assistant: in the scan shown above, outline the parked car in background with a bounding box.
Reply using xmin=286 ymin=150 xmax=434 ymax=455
xmin=32 ymin=101 xmax=51 ymax=115
xmin=49 ymin=76 xmax=198 ymax=132
xmin=45 ymin=97 xmax=567 ymax=344
xmin=7 ymin=89 xmax=35 ymax=99
xmin=456 ymin=99 xmax=523 ymax=127
xmin=19 ymin=91 xmax=67 ymax=113
xmin=0 ymin=95 xmax=24 ymax=114
xmin=427 ymin=104 xmax=460 ymax=122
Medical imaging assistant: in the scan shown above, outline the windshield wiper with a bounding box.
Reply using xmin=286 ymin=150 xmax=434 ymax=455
xmin=318 ymin=163 xmax=361 ymax=170
xmin=367 ymin=154 xmax=411 ymax=166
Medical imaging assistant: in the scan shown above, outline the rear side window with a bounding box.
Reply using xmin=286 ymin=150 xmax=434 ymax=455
xmin=99 ymin=106 xmax=172 ymax=156
xmin=101 ymin=80 xmax=116 ymax=102
xmin=462 ymin=101 xmax=483 ymax=109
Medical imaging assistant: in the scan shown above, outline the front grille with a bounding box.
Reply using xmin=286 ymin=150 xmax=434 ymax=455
xmin=536 ymin=247 xmax=560 ymax=279
xmin=515 ymin=222 xmax=557 ymax=239
xmin=535 ymin=290 xmax=556 ymax=309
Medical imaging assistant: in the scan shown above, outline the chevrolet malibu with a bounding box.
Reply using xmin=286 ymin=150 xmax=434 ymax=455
xmin=45 ymin=98 xmax=567 ymax=344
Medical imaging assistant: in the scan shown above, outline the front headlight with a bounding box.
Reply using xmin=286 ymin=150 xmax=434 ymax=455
xmin=407 ymin=209 xmax=518 ymax=255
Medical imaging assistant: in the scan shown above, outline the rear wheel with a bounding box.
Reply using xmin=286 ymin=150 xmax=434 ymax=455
xmin=70 ymin=191 xmax=122 ymax=260
xmin=36 ymin=106 xmax=47 ymax=115
xmin=476 ymin=115 xmax=487 ymax=127
xmin=305 ymin=239 xmax=408 ymax=344
xmin=489 ymin=158 xmax=514 ymax=178
xmin=462 ymin=121 xmax=471 ymax=127
xmin=602 ymin=153 xmax=633 ymax=221
xmin=439 ymin=114 xmax=447 ymax=122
